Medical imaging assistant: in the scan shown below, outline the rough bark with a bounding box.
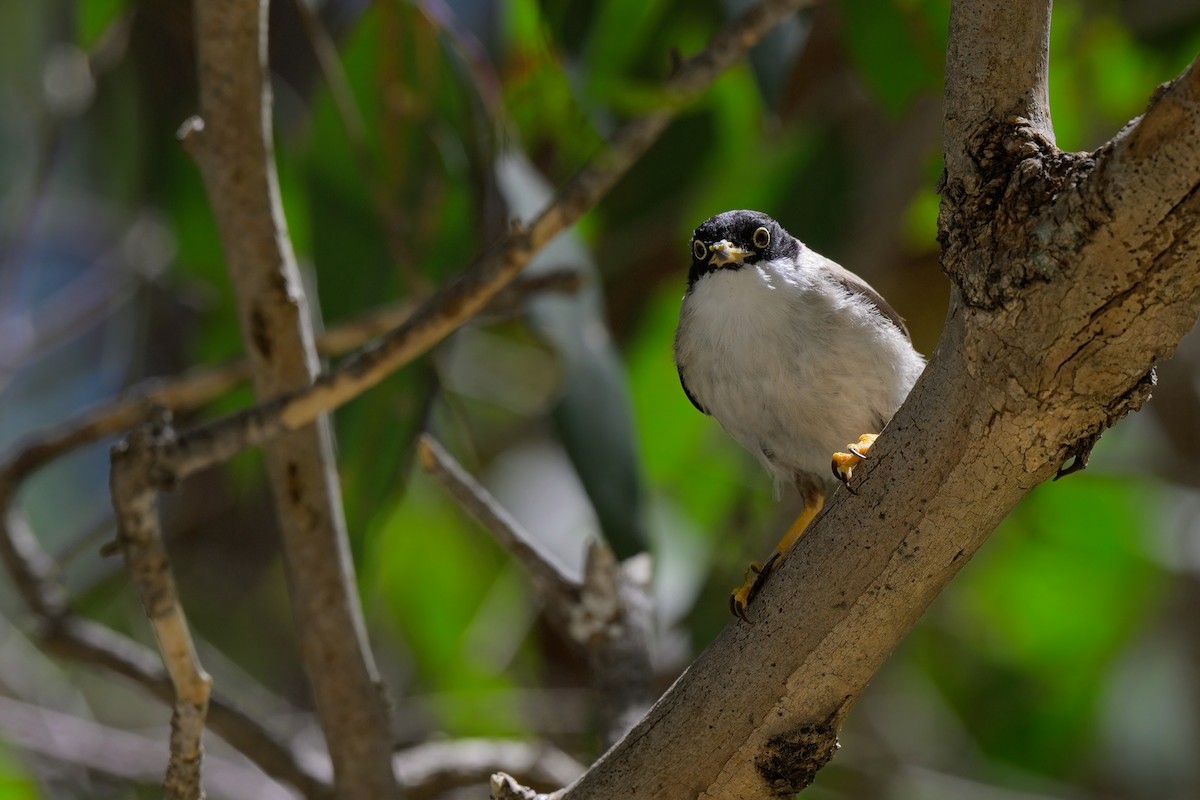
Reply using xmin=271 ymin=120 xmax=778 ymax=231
xmin=184 ymin=1 xmax=397 ymax=796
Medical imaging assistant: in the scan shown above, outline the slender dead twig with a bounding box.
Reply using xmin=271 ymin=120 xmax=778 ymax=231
xmin=418 ymin=435 xmax=655 ymax=749
xmin=0 ymin=503 xmax=328 ymax=797
xmin=417 ymin=434 xmax=582 ymax=596
xmin=0 ymin=696 xmax=297 ymax=800
xmin=109 ymin=415 xmax=211 ymax=800
xmin=394 ymin=738 xmax=582 ymax=800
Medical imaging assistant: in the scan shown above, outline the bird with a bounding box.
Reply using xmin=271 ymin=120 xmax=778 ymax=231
xmin=673 ymin=210 xmax=925 ymax=621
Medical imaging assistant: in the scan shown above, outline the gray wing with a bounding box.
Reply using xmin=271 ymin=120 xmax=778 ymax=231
xmin=824 ymin=261 xmax=911 ymax=341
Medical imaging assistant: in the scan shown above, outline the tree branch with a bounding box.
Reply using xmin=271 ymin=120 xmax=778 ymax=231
xmin=417 ymin=435 xmax=655 ymax=747
xmin=0 ymin=697 xmax=296 ymax=800
xmin=184 ymin=1 xmax=397 ymax=795
xmin=943 ymin=0 xmax=1053 ymax=166
xmin=417 ymin=435 xmax=581 ymax=595
xmin=0 ymin=271 xmax=578 ymax=488
xmin=394 ymin=739 xmax=582 ymax=800
xmin=0 ymin=503 xmax=328 ymax=796
xmin=109 ymin=416 xmax=211 ymax=800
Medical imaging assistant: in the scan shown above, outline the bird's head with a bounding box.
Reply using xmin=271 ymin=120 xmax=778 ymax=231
xmin=688 ymin=210 xmax=798 ymax=286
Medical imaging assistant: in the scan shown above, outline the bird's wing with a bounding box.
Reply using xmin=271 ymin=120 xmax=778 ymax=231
xmin=677 ymin=366 xmax=708 ymax=415
xmin=823 ymin=261 xmax=911 ymax=341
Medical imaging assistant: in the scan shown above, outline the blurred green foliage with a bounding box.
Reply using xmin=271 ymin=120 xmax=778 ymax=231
xmin=3 ymin=1 xmax=1200 ymax=798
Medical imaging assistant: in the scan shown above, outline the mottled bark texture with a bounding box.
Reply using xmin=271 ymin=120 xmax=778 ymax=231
xmin=502 ymin=1 xmax=1200 ymax=798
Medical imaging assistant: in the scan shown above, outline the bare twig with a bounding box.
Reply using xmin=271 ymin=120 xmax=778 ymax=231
xmin=0 ymin=696 xmax=296 ymax=800
xmin=0 ymin=271 xmax=577 ymax=484
xmin=394 ymin=739 xmax=582 ymax=800
xmin=45 ymin=611 xmax=331 ymax=797
xmin=417 ymin=435 xmax=581 ymax=595
xmin=418 ymin=435 xmax=654 ymax=748
xmin=109 ymin=415 xmax=211 ymax=800
xmin=0 ymin=504 xmax=328 ymax=797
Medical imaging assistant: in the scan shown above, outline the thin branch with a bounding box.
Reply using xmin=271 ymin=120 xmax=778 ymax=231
xmin=417 ymin=435 xmax=581 ymax=595
xmin=109 ymin=416 xmax=212 ymax=800
xmin=44 ymin=611 xmax=331 ymax=798
xmin=0 ymin=271 xmax=578 ymax=484
xmin=0 ymin=505 xmax=328 ymax=797
xmin=0 ymin=696 xmax=296 ymax=800
xmin=418 ymin=435 xmax=655 ymax=748
xmin=393 ymin=739 xmax=582 ymax=800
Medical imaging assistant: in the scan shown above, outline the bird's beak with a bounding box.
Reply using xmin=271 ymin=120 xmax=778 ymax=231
xmin=708 ymin=240 xmax=751 ymax=266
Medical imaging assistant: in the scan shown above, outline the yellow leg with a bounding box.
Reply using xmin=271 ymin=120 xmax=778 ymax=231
xmin=730 ymin=479 xmax=825 ymax=622
xmin=776 ymin=491 xmax=824 ymax=552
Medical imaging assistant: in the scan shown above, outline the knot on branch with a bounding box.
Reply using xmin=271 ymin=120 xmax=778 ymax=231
xmin=111 ymin=407 xmax=180 ymax=493
xmin=939 ymin=119 xmax=1094 ymax=310
xmin=755 ymin=700 xmax=848 ymax=796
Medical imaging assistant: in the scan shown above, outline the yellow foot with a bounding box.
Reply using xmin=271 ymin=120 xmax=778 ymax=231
xmin=831 ymin=433 xmax=879 ymax=491
xmin=729 ymin=552 xmax=782 ymax=623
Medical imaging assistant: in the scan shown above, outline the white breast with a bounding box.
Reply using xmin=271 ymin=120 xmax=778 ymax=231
xmin=674 ymin=249 xmax=924 ymax=492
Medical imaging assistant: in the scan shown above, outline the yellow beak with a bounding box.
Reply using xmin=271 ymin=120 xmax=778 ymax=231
xmin=708 ymin=240 xmax=751 ymax=266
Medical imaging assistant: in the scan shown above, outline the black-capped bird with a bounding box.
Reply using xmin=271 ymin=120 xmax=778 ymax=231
xmin=674 ymin=210 xmax=925 ymax=620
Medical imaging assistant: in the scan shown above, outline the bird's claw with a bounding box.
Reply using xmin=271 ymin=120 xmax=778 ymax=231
xmin=831 ymin=433 xmax=878 ymax=491
xmin=729 ymin=552 xmax=782 ymax=622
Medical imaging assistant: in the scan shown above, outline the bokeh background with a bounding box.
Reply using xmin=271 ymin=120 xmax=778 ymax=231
xmin=3 ymin=0 xmax=1200 ymax=798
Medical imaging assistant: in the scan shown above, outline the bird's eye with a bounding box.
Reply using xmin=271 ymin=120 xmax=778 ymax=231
xmin=692 ymin=240 xmax=707 ymax=260
xmin=752 ymin=226 xmax=771 ymax=249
